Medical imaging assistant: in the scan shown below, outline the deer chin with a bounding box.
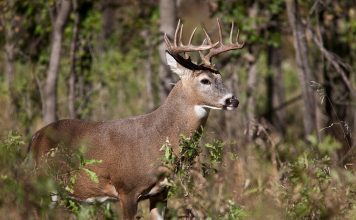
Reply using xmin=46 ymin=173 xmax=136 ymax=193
xmin=195 ymin=104 xmax=228 ymax=118
xmin=223 ymin=102 xmax=239 ymax=110
xmin=225 ymin=105 xmax=237 ymax=110
xmin=197 ymin=102 xmax=239 ymax=111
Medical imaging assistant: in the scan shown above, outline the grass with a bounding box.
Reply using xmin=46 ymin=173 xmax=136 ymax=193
xmin=0 ymin=129 xmax=355 ymax=219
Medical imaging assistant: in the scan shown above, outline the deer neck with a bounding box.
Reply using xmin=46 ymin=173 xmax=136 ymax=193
xmin=152 ymin=80 xmax=209 ymax=148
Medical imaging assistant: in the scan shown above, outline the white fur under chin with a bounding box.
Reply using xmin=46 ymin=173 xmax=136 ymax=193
xmin=194 ymin=105 xmax=220 ymax=118
xmin=194 ymin=105 xmax=209 ymax=118
xmin=194 ymin=105 xmax=236 ymax=117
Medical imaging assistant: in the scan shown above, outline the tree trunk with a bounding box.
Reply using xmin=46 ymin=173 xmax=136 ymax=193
xmin=158 ymin=0 xmax=177 ymax=102
xmin=225 ymin=65 xmax=238 ymax=141
xmin=98 ymin=0 xmax=118 ymax=52
xmin=317 ymin=4 xmax=353 ymax=163
xmin=4 ymin=24 xmax=15 ymax=96
xmin=43 ymin=0 xmax=71 ymax=124
xmin=286 ymin=0 xmax=317 ymax=137
xmin=245 ymin=2 xmax=259 ymax=141
xmin=2 ymin=0 xmax=16 ymax=114
xmin=141 ymin=29 xmax=155 ymax=110
xmin=266 ymin=47 xmax=285 ymax=134
xmin=68 ymin=0 xmax=80 ymax=118
xmin=246 ymin=56 xmax=257 ymax=140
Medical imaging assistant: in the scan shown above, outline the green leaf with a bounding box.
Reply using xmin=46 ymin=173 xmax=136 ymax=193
xmin=318 ymin=135 xmax=341 ymax=154
xmin=82 ymin=159 xmax=102 ymax=166
xmin=82 ymin=168 xmax=99 ymax=184
xmin=307 ymin=135 xmax=318 ymax=147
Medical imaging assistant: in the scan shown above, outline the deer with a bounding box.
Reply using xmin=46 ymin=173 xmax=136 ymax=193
xmin=29 ymin=18 xmax=244 ymax=220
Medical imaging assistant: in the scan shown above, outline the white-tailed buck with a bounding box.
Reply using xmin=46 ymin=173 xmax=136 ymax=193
xmin=29 ymin=18 xmax=244 ymax=219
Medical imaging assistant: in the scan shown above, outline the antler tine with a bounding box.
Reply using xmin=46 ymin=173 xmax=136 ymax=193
xmin=201 ymin=38 xmax=207 ymax=45
xmin=236 ymin=28 xmax=239 ymax=42
xmin=179 ymin=23 xmax=183 ymax=46
xmin=201 ymin=19 xmax=245 ymax=66
xmin=174 ymin=19 xmax=181 ymax=47
xmin=188 ymin=27 xmax=197 ymax=45
xmin=236 ymin=28 xmax=244 ymax=47
xmin=202 ymin=26 xmax=213 ymax=45
xmin=216 ymin=18 xmax=223 ymax=45
xmin=230 ymin=22 xmax=234 ymax=44
xmin=164 ymin=33 xmax=172 ymax=50
xmin=164 ymin=20 xmax=219 ymax=58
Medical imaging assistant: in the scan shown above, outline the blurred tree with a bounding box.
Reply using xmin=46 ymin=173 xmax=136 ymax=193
xmin=314 ymin=1 xmax=355 ymax=163
xmin=266 ymin=46 xmax=285 ymax=133
xmin=286 ymin=0 xmax=317 ymax=138
xmin=98 ymin=0 xmax=120 ymax=52
xmin=1 ymin=1 xmax=17 ymax=115
xmin=67 ymin=0 xmax=95 ymax=119
xmin=68 ymin=0 xmax=80 ymax=118
xmin=265 ymin=5 xmax=285 ymax=134
xmin=0 ymin=0 xmax=355 ymax=218
xmin=158 ymin=0 xmax=177 ymax=101
xmin=141 ymin=28 xmax=155 ymax=110
xmin=245 ymin=2 xmax=259 ymax=141
xmin=44 ymin=0 xmax=71 ymax=124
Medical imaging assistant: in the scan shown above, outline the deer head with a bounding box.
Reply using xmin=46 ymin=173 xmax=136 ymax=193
xmin=164 ymin=18 xmax=244 ymax=113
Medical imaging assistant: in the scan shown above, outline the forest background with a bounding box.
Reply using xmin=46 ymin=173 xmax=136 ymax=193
xmin=0 ymin=0 xmax=356 ymax=219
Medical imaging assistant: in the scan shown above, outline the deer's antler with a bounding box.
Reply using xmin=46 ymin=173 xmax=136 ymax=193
xmin=200 ymin=18 xmax=245 ymax=67
xmin=164 ymin=19 xmax=219 ymax=59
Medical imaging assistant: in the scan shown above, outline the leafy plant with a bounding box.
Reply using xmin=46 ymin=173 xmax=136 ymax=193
xmin=161 ymin=133 xmax=248 ymax=219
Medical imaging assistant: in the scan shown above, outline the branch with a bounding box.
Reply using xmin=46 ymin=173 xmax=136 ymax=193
xmin=261 ymin=94 xmax=302 ymax=118
xmin=301 ymin=19 xmax=356 ymax=96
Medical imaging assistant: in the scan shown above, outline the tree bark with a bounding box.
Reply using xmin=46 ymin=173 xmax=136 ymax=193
xmin=245 ymin=2 xmax=259 ymax=141
xmin=68 ymin=0 xmax=80 ymax=119
xmin=224 ymin=65 xmax=238 ymax=141
xmin=316 ymin=5 xmax=353 ymax=163
xmin=4 ymin=22 xmax=15 ymax=95
xmin=2 ymin=1 xmax=16 ymax=113
xmin=286 ymin=0 xmax=317 ymax=137
xmin=98 ymin=0 xmax=118 ymax=52
xmin=141 ymin=29 xmax=155 ymax=110
xmin=266 ymin=47 xmax=285 ymax=134
xmin=43 ymin=0 xmax=71 ymax=124
xmin=246 ymin=57 xmax=257 ymax=137
xmin=158 ymin=0 xmax=177 ymax=102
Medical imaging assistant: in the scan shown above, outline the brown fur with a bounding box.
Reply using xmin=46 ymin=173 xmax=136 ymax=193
xmin=30 ymin=55 xmax=238 ymax=219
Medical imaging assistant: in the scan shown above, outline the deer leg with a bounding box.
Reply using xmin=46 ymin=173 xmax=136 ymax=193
xmin=120 ymin=194 xmax=138 ymax=220
xmin=149 ymin=189 xmax=168 ymax=220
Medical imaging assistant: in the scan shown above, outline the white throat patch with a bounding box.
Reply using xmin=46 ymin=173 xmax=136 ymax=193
xmin=194 ymin=105 xmax=210 ymax=119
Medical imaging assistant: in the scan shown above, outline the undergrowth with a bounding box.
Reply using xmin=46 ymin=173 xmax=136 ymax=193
xmin=0 ymin=130 xmax=355 ymax=219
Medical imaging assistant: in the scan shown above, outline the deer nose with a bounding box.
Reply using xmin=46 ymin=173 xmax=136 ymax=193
xmin=225 ymin=96 xmax=239 ymax=108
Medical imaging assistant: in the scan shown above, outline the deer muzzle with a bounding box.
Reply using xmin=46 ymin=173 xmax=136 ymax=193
xmin=224 ymin=95 xmax=239 ymax=110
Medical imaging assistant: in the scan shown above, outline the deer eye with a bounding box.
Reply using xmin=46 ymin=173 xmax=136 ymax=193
xmin=200 ymin=79 xmax=211 ymax=85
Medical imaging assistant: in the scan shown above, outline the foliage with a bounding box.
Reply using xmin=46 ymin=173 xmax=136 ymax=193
xmin=281 ymin=151 xmax=356 ymax=219
xmin=161 ymin=133 xmax=249 ymax=219
xmin=0 ymin=132 xmax=119 ymax=219
xmin=0 ymin=131 xmax=355 ymax=219
xmin=224 ymin=200 xmax=248 ymax=220
xmin=159 ymin=131 xmax=356 ymax=219
xmin=63 ymin=147 xmax=102 ymax=194
xmin=0 ymin=132 xmax=56 ymax=219
xmin=0 ymin=0 xmax=355 ymax=219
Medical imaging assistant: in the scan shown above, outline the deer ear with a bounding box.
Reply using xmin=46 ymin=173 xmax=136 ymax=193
xmin=165 ymin=52 xmax=190 ymax=78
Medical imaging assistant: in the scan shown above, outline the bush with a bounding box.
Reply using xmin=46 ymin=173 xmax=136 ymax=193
xmin=1 ymin=131 xmax=355 ymax=219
